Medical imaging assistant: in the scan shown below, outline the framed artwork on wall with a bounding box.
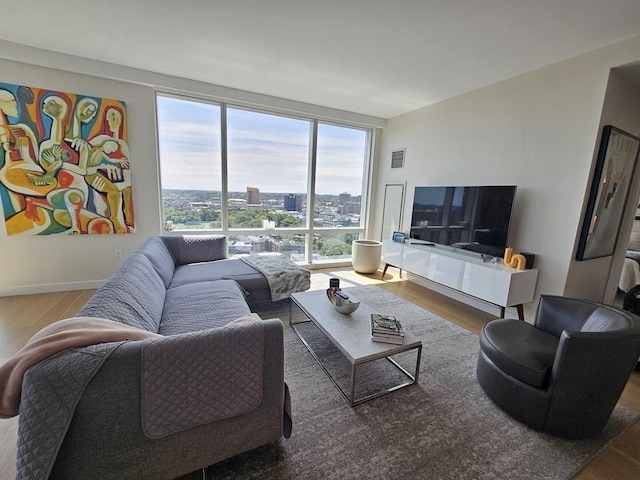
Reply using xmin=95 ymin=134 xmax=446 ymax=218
xmin=392 ymin=231 xmax=406 ymax=243
xmin=0 ymin=81 xmax=135 ymax=235
xmin=576 ymin=125 xmax=640 ymax=260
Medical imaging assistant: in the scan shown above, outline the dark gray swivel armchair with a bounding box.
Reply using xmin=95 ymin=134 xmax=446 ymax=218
xmin=476 ymin=295 xmax=640 ymax=439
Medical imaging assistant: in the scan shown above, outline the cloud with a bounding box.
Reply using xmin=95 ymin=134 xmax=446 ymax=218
xmin=157 ymin=97 xmax=367 ymax=194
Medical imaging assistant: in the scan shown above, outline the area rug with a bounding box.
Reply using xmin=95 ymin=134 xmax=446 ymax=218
xmin=206 ymin=285 xmax=639 ymax=479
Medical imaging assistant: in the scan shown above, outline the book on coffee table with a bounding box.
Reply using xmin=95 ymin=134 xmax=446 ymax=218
xmin=371 ymin=333 xmax=404 ymax=344
xmin=371 ymin=314 xmax=404 ymax=335
xmin=370 ymin=314 xmax=404 ymax=344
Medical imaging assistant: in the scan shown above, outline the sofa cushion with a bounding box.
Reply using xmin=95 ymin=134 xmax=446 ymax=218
xmin=480 ymin=319 xmax=559 ymax=388
xmin=77 ymin=253 xmax=166 ymax=333
xmin=159 ymin=280 xmax=251 ymax=335
xmin=138 ymin=236 xmax=176 ymax=288
xmin=170 ymin=258 xmax=269 ymax=293
xmin=161 ymin=235 xmax=227 ymax=265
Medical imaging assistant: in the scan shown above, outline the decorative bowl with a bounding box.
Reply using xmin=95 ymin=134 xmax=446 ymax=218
xmin=326 ymin=288 xmax=360 ymax=315
xmin=333 ymin=301 xmax=360 ymax=315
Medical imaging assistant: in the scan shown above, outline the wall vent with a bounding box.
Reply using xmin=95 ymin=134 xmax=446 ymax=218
xmin=391 ymin=149 xmax=405 ymax=169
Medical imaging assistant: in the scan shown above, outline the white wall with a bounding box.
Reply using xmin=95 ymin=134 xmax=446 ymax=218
xmin=375 ymin=35 xmax=640 ymax=317
xmin=0 ymin=59 xmax=162 ymax=295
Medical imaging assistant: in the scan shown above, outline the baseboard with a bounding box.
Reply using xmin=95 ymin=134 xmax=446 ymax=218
xmin=0 ymin=280 xmax=106 ymax=297
xmin=404 ymin=272 xmax=525 ymax=320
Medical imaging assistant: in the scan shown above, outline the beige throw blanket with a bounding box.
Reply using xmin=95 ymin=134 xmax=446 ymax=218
xmin=0 ymin=317 xmax=160 ymax=418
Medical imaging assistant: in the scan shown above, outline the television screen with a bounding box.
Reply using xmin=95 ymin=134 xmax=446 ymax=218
xmin=410 ymin=185 xmax=517 ymax=257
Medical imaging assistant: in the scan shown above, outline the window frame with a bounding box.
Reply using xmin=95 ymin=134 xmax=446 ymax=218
xmin=155 ymin=92 xmax=373 ymax=266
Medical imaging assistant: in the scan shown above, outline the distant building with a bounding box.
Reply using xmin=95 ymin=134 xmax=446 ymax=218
xmin=251 ymin=236 xmax=276 ymax=252
xmin=284 ymin=194 xmax=302 ymax=212
xmin=338 ymin=192 xmax=352 ymax=206
xmin=247 ymin=187 xmax=261 ymax=205
xmin=228 ymin=241 xmax=252 ymax=254
xmin=343 ymin=201 xmax=361 ymax=215
xmin=228 ymin=236 xmax=276 ymax=255
xmin=228 ymin=198 xmax=247 ymax=210
xmin=189 ymin=201 xmax=211 ymax=209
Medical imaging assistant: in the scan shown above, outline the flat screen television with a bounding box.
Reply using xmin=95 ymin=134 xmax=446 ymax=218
xmin=409 ymin=185 xmax=517 ymax=258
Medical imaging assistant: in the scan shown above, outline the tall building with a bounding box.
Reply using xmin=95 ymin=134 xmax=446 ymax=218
xmin=284 ymin=194 xmax=302 ymax=212
xmin=247 ymin=187 xmax=261 ymax=205
xmin=343 ymin=202 xmax=361 ymax=215
xmin=338 ymin=192 xmax=352 ymax=206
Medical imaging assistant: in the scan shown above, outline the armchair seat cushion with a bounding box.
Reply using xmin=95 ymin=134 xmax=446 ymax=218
xmin=480 ymin=319 xmax=558 ymax=388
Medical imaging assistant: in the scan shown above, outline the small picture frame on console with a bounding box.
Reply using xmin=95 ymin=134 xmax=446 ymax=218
xmin=392 ymin=231 xmax=406 ymax=243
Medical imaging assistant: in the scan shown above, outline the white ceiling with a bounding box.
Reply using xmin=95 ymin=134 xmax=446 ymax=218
xmin=3 ymin=0 xmax=640 ymax=119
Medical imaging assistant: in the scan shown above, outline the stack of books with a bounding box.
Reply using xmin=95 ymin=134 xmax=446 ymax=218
xmin=370 ymin=313 xmax=404 ymax=344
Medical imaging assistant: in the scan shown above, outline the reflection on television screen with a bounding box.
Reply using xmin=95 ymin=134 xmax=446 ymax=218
xmin=410 ymin=185 xmax=517 ymax=258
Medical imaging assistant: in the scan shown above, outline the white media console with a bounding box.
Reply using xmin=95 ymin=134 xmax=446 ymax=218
xmin=381 ymin=240 xmax=538 ymax=320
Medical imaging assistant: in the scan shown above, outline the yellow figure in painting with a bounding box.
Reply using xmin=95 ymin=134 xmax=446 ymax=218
xmin=0 ymin=89 xmax=59 ymax=234
xmin=0 ymin=81 xmax=135 ymax=235
xmin=0 ymin=89 xmax=50 ymax=197
xmin=79 ymin=107 xmax=132 ymax=233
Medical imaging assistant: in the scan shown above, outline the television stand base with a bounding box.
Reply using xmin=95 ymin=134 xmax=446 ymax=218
xmin=381 ymin=262 xmax=402 ymax=279
xmin=499 ymin=304 xmax=525 ymax=321
xmin=381 ymin=239 xmax=538 ymax=320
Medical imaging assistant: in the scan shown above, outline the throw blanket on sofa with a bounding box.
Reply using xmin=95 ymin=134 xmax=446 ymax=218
xmin=240 ymin=253 xmax=311 ymax=301
xmin=0 ymin=317 xmax=159 ymax=480
xmin=1 ymin=317 xmax=160 ymax=418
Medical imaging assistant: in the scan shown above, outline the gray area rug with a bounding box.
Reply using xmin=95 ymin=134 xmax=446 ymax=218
xmin=206 ymin=285 xmax=639 ymax=480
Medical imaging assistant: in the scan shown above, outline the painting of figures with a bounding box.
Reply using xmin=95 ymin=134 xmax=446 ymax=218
xmin=0 ymin=82 xmax=134 ymax=235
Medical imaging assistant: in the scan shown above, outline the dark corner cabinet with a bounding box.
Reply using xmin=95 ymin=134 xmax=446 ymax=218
xmin=382 ymin=240 xmax=538 ymax=320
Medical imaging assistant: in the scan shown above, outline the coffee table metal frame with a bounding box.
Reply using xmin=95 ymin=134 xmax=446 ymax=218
xmin=289 ymin=290 xmax=422 ymax=407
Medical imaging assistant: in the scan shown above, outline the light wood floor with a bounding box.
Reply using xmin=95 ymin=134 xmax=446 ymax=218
xmin=1 ymin=268 xmax=638 ymax=479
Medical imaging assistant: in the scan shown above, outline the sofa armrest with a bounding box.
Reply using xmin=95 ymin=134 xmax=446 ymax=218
xmin=141 ymin=319 xmax=279 ymax=438
xmin=161 ymin=234 xmax=228 ymax=265
xmin=51 ymin=319 xmax=285 ymax=480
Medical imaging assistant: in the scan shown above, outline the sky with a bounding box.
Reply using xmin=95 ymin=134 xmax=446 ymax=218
xmin=157 ymin=95 xmax=368 ymax=195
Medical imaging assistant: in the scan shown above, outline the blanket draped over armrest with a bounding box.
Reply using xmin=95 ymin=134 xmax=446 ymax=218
xmin=240 ymin=253 xmax=311 ymax=301
xmin=1 ymin=317 xmax=160 ymax=480
xmin=0 ymin=317 xmax=160 ymax=418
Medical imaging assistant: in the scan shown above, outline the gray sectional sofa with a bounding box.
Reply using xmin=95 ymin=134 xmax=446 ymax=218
xmin=25 ymin=235 xmax=297 ymax=480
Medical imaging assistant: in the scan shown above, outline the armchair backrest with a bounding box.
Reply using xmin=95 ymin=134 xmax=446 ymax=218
xmin=538 ymin=296 xmax=640 ymax=436
xmin=535 ymin=295 xmax=600 ymax=337
xmin=535 ymin=295 xmax=640 ymax=336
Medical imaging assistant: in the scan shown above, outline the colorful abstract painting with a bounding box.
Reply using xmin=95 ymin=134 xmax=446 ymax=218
xmin=0 ymin=82 xmax=134 ymax=235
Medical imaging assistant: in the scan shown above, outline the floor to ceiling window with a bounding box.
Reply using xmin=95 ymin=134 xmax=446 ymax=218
xmin=157 ymin=95 xmax=222 ymax=230
xmin=313 ymin=123 xmax=369 ymax=262
xmin=156 ymin=93 xmax=371 ymax=265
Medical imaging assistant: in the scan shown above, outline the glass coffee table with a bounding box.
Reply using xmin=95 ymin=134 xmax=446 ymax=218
xmin=290 ymin=290 xmax=422 ymax=407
